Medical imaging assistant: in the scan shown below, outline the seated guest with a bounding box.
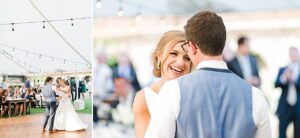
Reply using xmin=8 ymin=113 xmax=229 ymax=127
xmin=20 ymin=84 xmax=26 ymax=96
xmin=23 ymin=89 xmax=32 ymax=112
xmin=0 ymin=87 xmax=3 ymax=96
xmin=1 ymin=90 xmax=8 ymax=117
xmin=7 ymin=86 xmax=14 ymax=98
xmin=31 ymin=88 xmax=38 ymax=107
xmin=13 ymin=87 xmax=24 ymax=116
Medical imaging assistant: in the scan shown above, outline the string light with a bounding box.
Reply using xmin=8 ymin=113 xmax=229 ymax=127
xmin=159 ymin=15 xmax=167 ymax=24
xmin=1 ymin=48 xmax=44 ymax=73
xmin=135 ymin=12 xmax=142 ymax=22
xmin=96 ymin=0 xmax=102 ymax=8
xmin=0 ymin=44 xmax=88 ymax=66
xmin=117 ymin=0 xmax=124 ymax=17
xmin=0 ymin=17 xmax=91 ymax=29
xmin=11 ymin=23 xmax=14 ymax=31
xmin=108 ymin=0 xmax=165 ymax=17
xmin=71 ymin=18 xmax=74 ymax=26
xmin=42 ymin=21 xmax=45 ymax=29
xmin=117 ymin=7 xmax=124 ymax=16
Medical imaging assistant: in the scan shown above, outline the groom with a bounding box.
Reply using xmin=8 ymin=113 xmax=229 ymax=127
xmin=145 ymin=11 xmax=271 ymax=138
xmin=42 ymin=76 xmax=57 ymax=132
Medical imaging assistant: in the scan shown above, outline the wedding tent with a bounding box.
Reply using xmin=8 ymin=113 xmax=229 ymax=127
xmin=0 ymin=0 xmax=92 ymax=75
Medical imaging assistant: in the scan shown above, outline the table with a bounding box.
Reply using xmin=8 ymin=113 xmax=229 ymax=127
xmin=5 ymin=99 xmax=27 ymax=118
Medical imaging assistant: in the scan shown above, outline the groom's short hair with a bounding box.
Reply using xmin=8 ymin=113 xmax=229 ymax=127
xmin=184 ymin=11 xmax=226 ymax=56
xmin=45 ymin=76 xmax=53 ymax=83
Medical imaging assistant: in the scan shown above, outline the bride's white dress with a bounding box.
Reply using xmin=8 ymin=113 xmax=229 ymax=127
xmin=54 ymin=90 xmax=87 ymax=131
xmin=144 ymin=87 xmax=158 ymax=116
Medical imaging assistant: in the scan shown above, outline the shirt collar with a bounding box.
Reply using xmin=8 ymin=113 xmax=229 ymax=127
xmin=196 ymin=60 xmax=228 ymax=70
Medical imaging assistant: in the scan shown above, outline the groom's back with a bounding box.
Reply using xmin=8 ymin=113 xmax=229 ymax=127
xmin=176 ymin=68 xmax=256 ymax=138
xmin=42 ymin=84 xmax=56 ymax=102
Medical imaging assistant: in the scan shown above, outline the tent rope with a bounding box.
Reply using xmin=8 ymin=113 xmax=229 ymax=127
xmin=28 ymin=0 xmax=92 ymax=65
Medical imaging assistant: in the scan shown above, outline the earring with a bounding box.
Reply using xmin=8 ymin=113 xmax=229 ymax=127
xmin=156 ymin=61 xmax=161 ymax=69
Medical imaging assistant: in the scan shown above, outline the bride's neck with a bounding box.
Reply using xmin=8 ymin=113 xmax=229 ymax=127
xmin=150 ymin=79 xmax=165 ymax=94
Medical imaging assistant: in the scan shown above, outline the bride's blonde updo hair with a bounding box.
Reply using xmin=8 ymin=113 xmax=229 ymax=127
xmin=60 ymin=78 xmax=69 ymax=86
xmin=152 ymin=30 xmax=187 ymax=78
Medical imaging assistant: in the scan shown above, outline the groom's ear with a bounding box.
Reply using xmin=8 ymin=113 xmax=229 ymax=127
xmin=189 ymin=41 xmax=197 ymax=55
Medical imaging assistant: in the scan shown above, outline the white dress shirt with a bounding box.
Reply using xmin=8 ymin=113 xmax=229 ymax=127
xmin=93 ymin=62 xmax=114 ymax=97
xmin=237 ymin=55 xmax=252 ymax=80
xmin=145 ymin=60 xmax=271 ymax=138
xmin=280 ymin=62 xmax=300 ymax=106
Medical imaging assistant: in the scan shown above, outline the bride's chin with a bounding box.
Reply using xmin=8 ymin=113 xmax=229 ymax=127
xmin=166 ymin=75 xmax=177 ymax=80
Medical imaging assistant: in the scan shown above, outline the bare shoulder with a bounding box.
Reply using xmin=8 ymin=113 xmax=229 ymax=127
xmin=133 ymin=90 xmax=148 ymax=114
xmin=66 ymin=85 xmax=71 ymax=90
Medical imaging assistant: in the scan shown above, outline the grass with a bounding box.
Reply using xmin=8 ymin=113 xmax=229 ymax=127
xmin=76 ymin=98 xmax=92 ymax=114
xmin=30 ymin=108 xmax=46 ymax=115
xmin=30 ymin=98 xmax=92 ymax=115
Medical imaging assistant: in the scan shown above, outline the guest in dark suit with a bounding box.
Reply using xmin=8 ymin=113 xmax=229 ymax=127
xmin=275 ymin=47 xmax=300 ymax=138
xmin=70 ymin=77 xmax=77 ymax=102
xmin=78 ymin=80 xmax=86 ymax=99
xmin=227 ymin=36 xmax=260 ymax=87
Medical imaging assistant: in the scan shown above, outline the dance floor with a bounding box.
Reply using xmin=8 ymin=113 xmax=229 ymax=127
xmin=0 ymin=113 xmax=92 ymax=138
xmin=93 ymin=121 xmax=134 ymax=138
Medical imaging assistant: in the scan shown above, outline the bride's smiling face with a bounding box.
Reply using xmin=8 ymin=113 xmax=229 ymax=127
xmin=161 ymin=42 xmax=192 ymax=80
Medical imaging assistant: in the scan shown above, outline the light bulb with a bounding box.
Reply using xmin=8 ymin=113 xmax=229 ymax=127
xmin=96 ymin=0 xmax=102 ymax=8
xmin=117 ymin=7 xmax=124 ymax=16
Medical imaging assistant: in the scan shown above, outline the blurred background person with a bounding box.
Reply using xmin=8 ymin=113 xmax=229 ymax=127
xmin=79 ymin=78 xmax=87 ymax=99
xmin=13 ymin=86 xmax=24 ymax=116
xmin=0 ymin=87 xmax=3 ymax=97
xmin=112 ymin=54 xmax=141 ymax=99
xmin=93 ymin=47 xmax=114 ymax=123
xmin=25 ymin=77 xmax=31 ymax=89
xmin=1 ymin=89 xmax=8 ymax=117
xmin=227 ymin=36 xmax=260 ymax=87
xmin=275 ymin=47 xmax=300 ymax=138
xmin=1 ymin=79 xmax=7 ymax=89
xmin=7 ymin=85 xmax=14 ymax=98
xmin=70 ymin=77 xmax=77 ymax=102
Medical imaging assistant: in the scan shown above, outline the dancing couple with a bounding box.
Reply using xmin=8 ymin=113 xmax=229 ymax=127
xmin=133 ymin=11 xmax=271 ymax=138
xmin=42 ymin=77 xmax=87 ymax=132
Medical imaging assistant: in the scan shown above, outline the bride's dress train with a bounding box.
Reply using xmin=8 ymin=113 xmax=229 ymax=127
xmin=54 ymin=91 xmax=87 ymax=131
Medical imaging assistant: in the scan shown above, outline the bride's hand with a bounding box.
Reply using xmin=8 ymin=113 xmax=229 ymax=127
xmin=56 ymin=96 xmax=61 ymax=101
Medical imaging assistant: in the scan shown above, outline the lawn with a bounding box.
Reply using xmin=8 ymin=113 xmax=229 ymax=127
xmin=30 ymin=98 xmax=92 ymax=115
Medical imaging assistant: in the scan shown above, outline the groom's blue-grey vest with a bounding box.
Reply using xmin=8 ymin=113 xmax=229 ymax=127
xmin=175 ymin=68 xmax=256 ymax=138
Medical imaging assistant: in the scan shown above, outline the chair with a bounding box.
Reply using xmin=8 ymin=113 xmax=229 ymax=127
xmin=40 ymin=95 xmax=45 ymax=108
xmin=0 ymin=102 xmax=2 ymax=118
xmin=31 ymin=95 xmax=40 ymax=108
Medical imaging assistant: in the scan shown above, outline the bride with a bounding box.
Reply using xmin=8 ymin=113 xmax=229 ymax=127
xmin=133 ymin=30 xmax=193 ymax=137
xmin=53 ymin=78 xmax=88 ymax=131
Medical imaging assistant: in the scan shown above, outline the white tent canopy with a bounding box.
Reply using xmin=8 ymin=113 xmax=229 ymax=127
xmin=0 ymin=0 xmax=92 ymax=75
